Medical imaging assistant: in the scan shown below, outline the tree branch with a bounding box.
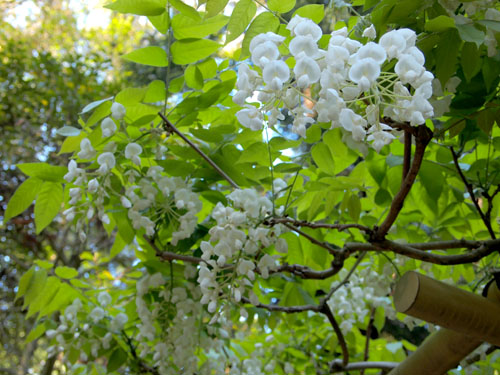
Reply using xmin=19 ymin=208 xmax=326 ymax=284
xmin=144 ymin=236 xmax=203 ymax=264
xmin=158 ymin=112 xmax=240 ymax=189
xmin=241 ymin=296 xmax=320 ymax=313
xmin=330 ymin=360 xmax=398 ymax=373
xmin=375 ymin=124 xmax=433 ymax=239
xmin=282 ymin=222 xmax=340 ymax=255
xmin=360 ymin=307 xmax=376 ymax=375
xmin=321 ymin=303 xmax=349 ymax=367
xmin=450 ymin=147 xmax=496 ymax=239
xmin=344 ymin=238 xmax=500 ymax=265
xmin=402 ymin=130 xmax=412 ymax=182
xmin=269 ymin=217 xmax=372 ymax=233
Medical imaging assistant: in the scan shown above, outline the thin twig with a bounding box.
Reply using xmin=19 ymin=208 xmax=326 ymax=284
xmin=376 ymin=124 xmax=433 ymax=239
xmin=241 ymin=297 xmax=319 ymax=313
xmin=282 ymin=222 xmax=340 ymax=255
xmin=450 ymin=147 xmax=496 ymax=239
xmin=270 ymin=217 xmax=372 ymax=233
xmin=273 ymin=263 xmax=342 ymax=280
xmin=360 ymin=308 xmax=376 ymax=375
xmin=321 ymin=303 xmax=349 ymax=367
xmin=144 ymin=235 xmax=203 ymax=264
xmin=330 ymin=360 xmax=398 ymax=373
xmin=158 ymin=112 xmax=240 ymax=189
xmin=320 ymin=252 xmax=367 ymax=304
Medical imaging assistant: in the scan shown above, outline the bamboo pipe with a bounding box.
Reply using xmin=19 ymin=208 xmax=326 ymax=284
xmin=387 ymin=272 xmax=500 ymax=375
xmin=393 ymin=271 xmax=500 ymax=345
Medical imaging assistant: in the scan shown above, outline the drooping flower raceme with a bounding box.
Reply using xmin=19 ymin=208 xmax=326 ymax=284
xmin=234 ymin=17 xmax=435 ymax=153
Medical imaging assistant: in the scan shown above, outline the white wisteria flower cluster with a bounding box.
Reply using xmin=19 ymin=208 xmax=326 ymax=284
xmin=63 ymin=104 xmax=202 ymax=244
xmin=45 ymin=293 xmax=128 ymax=363
xmin=234 ymin=16 xmax=435 ymax=153
xmin=197 ymin=188 xmax=288 ymax=319
xmin=327 ymin=259 xmax=394 ymax=334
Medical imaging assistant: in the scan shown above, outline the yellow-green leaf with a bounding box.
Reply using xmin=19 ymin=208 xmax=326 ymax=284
xmin=226 ymin=0 xmax=256 ymax=43
xmin=122 ymin=46 xmax=168 ymax=67
xmin=171 ymin=39 xmax=220 ymax=65
xmin=34 ymin=182 xmax=63 ymax=234
xmin=5 ymin=177 xmax=43 ymax=222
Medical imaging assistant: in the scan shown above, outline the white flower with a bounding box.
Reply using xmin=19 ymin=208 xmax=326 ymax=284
xmin=236 ymin=105 xmax=263 ymax=131
xmin=367 ymin=125 xmax=395 ymax=153
xmin=64 ymin=160 xmax=83 ymax=183
xmin=287 ymin=15 xmax=322 ymax=41
xmin=315 ymin=88 xmax=345 ymax=123
xmin=262 ymin=60 xmax=290 ymax=91
xmin=351 ymin=42 xmax=386 ymax=65
xmin=88 ymin=178 xmax=99 ymax=193
xmin=90 ymin=307 xmax=105 ymax=323
xmin=97 ymin=152 xmax=116 ymax=174
xmin=77 ymin=138 xmax=95 ymax=160
xmin=101 ymin=117 xmax=117 ymax=138
xmin=98 ymin=291 xmax=112 ymax=307
xmin=111 ymin=102 xmax=126 ymax=120
xmin=69 ymin=187 xmax=81 ymax=205
xmin=379 ymin=30 xmax=406 ymax=60
xmin=326 ymin=45 xmax=350 ymax=71
xmin=268 ymin=108 xmax=285 ymax=126
xmin=349 ymin=57 xmax=380 ymax=91
xmin=110 ymin=312 xmax=128 ymax=331
xmin=249 ymin=32 xmax=285 ymax=54
xmin=294 ymin=55 xmax=321 ymax=88
xmin=395 ymin=54 xmax=425 ymax=85
xmin=362 ymin=24 xmax=376 ymax=39
xmin=251 ymin=41 xmax=280 ymax=68
xmin=289 ymin=35 xmax=320 ymax=58
xmin=339 ymin=108 xmax=367 ymax=141
xmin=121 ymin=196 xmax=132 ymax=208
xmin=445 ymin=76 xmax=461 ymax=94
xmin=237 ymin=259 xmax=255 ymax=280
xmin=258 ymin=254 xmax=276 ymax=279
xmin=125 ymin=143 xmax=142 ymax=166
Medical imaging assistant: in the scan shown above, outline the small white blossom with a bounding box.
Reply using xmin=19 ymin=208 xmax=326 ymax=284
xmin=111 ymin=102 xmax=126 ymax=120
xmin=97 ymin=152 xmax=115 ymax=174
xmin=98 ymin=291 xmax=112 ymax=307
xmin=101 ymin=117 xmax=117 ymax=138
xmin=77 ymin=138 xmax=95 ymax=160
xmin=236 ymin=105 xmax=263 ymax=131
xmin=125 ymin=143 xmax=142 ymax=166
xmin=362 ymin=24 xmax=376 ymax=39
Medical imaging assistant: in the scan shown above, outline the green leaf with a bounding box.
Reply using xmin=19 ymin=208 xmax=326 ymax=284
xmin=424 ymin=15 xmax=455 ymax=32
xmin=482 ymin=57 xmax=500 ymax=92
xmin=110 ymin=234 xmax=127 ymax=259
xmin=144 ymin=80 xmax=166 ymax=102
xmin=5 ymin=177 xmax=43 ymax=221
xmin=113 ymin=211 xmax=135 ymax=244
xmin=172 ymin=13 xmax=228 ymax=39
xmin=34 ymin=182 xmax=63 ymax=234
xmin=55 ymin=266 xmax=79 ymax=279
xmin=17 ymin=163 xmax=67 ymax=182
xmin=169 ymin=0 xmax=201 ymax=21
xmin=115 ymin=87 xmax=147 ymax=105
xmin=419 ymin=162 xmax=444 ymax=201
xmin=107 ymin=347 xmax=128 ymax=372
xmin=148 ymin=11 xmax=169 ymax=34
xmin=105 ymin=0 xmax=166 ymax=16
xmin=477 ymin=19 xmax=500 ymax=33
xmin=456 ymin=23 xmax=485 ymax=47
xmin=347 ymin=194 xmax=361 ymax=221
xmin=23 ymin=268 xmax=47 ymax=309
xmin=241 ymin=12 xmax=280 ymax=57
xmin=122 ymin=46 xmax=168 ymax=67
xmin=171 ymin=39 xmax=220 ymax=64
xmin=435 ymin=29 xmax=461 ymax=87
xmin=80 ymin=97 xmax=114 ymax=114
xmin=476 ymin=108 xmax=496 ymax=134
xmin=292 ymin=4 xmax=324 ymax=24
xmin=374 ymin=188 xmax=392 ymax=206
xmin=26 ymin=276 xmax=61 ymax=318
xmin=205 ymin=0 xmax=229 ymax=18
xmin=185 ymin=65 xmax=204 ymax=89
xmin=311 ymin=143 xmax=335 ymax=175
xmin=16 ymin=267 xmax=34 ymax=301
xmin=39 ymin=283 xmax=77 ymax=318
xmin=226 ymin=0 xmax=256 ymax=43
xmin=25 ymin=322 xmax=46 ymax=344
xmin=461 ymin=42 xmax=481 ymax=82
xmin=268 ymin=0 xmax=296 ymax=13
xmin=56 ymin=126 xmax=81 ymax=137
xmin=34 ymin=260 xmax=54 ymax=269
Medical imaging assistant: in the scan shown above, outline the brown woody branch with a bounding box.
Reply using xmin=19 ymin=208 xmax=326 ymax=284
xmin=321 ymin=303 xmax=349 ymax=367
xmin=158 ymin=112 xmax=240 ymax=189
xmin=375 ymin=124 xmax=433 ymax=239
xmin=344 ymin=238 xmax=500 ymax=265
xmin=241 ymin=296 xmax=320 ymax=313
xmin=269 ymin=217 xmax=371 ymax=233
xmin=450 ymin=147 xmax=496 ymax=239
xmin=330 ymin=360 xmax=397 ymax=373
xmin=402 ymin=130 xmax=412 ymax=182
xmin=282 ymin=222 xmax=340 ymax=255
